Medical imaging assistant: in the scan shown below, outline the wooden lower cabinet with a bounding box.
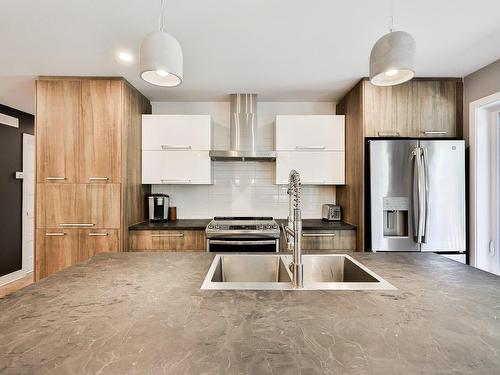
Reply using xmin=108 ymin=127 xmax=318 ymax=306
xmin=36 ymin=228 xmax=119 ymax=279
xmin=36 ymin=229 xmax=79 ymax=279
xmin=129 ymin=230 xmax=206 ymax=252
xmin=280 ymin=230 xmax=356 ymax=251
xmin=79 ymin=229 xmax=120 ymax=260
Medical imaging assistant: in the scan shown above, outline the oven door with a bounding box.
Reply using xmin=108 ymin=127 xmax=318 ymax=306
xmin=207 ymin=238 xmax=279 ymax=252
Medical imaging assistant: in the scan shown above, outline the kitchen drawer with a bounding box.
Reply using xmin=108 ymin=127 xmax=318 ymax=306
xmin=79 ymin=229 xmax=120 ymax=261
xmin=275 ymin=151 xmax=345 ymax=185
xmin=129 ymin=230 xmax=206 ymax=251
xmin=142 ymin=115 xmax=211 ymax=151
xmin=275 ymin=115 xmax=345 ymax=151
xmin=142 ymin=150 xmax=212 ymax=184
xmin=36 ymin=183 xmax=121 ymax=229
xmin=36 ymin=229 xmax=79 ymax=279
xmin=280 ymin=230 xmax=356 ymax=251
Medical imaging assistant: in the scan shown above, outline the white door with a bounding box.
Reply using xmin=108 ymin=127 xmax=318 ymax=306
xmin=471 ymin=96 xmax=500 ymax=276
xmin=22 ymin=134 xmax=35 ymax=274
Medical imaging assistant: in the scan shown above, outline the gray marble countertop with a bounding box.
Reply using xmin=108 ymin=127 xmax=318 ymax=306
xmin=1 ymin=252 xmax=499 ymax=374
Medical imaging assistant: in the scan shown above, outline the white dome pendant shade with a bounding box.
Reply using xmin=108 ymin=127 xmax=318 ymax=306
xmin=140 ymin=31 xmax=183 ymax=87
xmin=369 ymin=30 xmax=416 ymax=86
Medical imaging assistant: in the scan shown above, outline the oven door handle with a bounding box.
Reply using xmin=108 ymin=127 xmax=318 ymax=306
xmin=208 ymin=240 xmax=277 ymax=245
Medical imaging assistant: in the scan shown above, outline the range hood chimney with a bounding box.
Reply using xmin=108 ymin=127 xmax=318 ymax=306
xmin=209 ymin=94 xmax=276 ymax=161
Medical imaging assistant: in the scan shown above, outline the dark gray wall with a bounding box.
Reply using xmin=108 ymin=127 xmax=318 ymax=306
xmin=0 ymin=104 xmax=34 ymax=277
xmin=464 ymin=59 xmax=500 ymax=143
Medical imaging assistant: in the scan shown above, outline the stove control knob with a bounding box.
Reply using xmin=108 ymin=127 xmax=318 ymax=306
xmin=215 ymin=225 xmax=220 ymax=230
xmin=208 ymin=224 xmax=214 ymax=229
xmin=273 ymin=224 xmax=279 ymax=229
xmin=266 ymin=224 xmax=271 ymax=229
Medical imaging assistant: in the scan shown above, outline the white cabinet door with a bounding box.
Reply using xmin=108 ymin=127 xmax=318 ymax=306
xmin=142 ymin=151 xmax=212 ymax=184
xmin=275 ymin=151 xmax=345 ymax=185
xmin=275 ymin=115 xmax=345 ymax=151
xmin=142 ymin=115 xmax=211 ymax=151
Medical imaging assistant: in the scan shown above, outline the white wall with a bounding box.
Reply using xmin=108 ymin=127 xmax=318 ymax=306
xmin=151 ymin=101 xmax=337 ymax=219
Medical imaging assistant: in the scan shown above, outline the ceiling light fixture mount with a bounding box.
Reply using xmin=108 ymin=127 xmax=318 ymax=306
xmin=369 ymin=0 xmax=416 ymax=86
xmin=140 ymin=0 xmax=183 ymax=87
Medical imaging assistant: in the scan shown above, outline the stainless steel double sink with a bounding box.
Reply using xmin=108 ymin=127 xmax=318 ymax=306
xmin=201 ymin=254 xmax=396 ymax=290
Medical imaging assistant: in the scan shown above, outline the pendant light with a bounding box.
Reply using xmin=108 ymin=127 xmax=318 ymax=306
xmin=369 ymin=0 xmax=416 ymax=86
xmin=140 ymin=0 xmax=183 ymax=87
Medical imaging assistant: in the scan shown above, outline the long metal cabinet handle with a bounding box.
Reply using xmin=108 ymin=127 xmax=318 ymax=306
xmin=378 ymin=131 xmax=400 ymax=137
xmin=151 ymin=234 xmax=184 ymax=238
xmin=302 ymin=233 xmax=336 ymax=237
xmin=59 ymin=223 xmax=95 ymax=227
xmin=45 ymin=232 xmax=66 ymax=236
xmin=89 ymin=177 xmax=109 ymax=181
xmin=161 ymin=145 xmax=192 ymax=150
xmin=88 ymin=232 xmax=109 ymax=236
xmin=45 ymin=177 xmax=66 ymax=180
xmin=160 ymin=179 xmax=191 ymax=184
xmin=295 ymin=146 xmax=326 ymax=150
xmin=208 ymin=240 xmax=276 ymax=245
xmin=423 ymin=131 xmax=447 ymax=135
xmin=421 ymin=147 xmax=430 ymax=243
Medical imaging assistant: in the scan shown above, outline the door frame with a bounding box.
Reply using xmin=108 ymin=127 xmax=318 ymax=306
xmin=469 ymin=90 xmax=500 ymax=269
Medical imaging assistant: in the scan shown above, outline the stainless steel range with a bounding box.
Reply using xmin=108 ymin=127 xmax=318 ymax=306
xmin=206 ymin=217 xmax=280 ymax=252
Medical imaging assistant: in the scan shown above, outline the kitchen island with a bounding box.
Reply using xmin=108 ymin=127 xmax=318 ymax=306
xmin=1 ymin=252 xmax=499 ymax=374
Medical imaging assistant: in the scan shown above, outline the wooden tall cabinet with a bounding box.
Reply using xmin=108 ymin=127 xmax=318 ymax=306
xmin=35 ymin=77 xmax=151 ymax=280
xmin=336 ymin=78 xmax=463 ymax=251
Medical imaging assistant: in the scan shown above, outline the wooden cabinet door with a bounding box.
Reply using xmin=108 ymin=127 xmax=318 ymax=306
xmin=36 ymin=80 xmax=80 ymax=183
xmin=129 ymin=230 xmax=206 ymax=251
xmin=416 ymin=81 xmax=457 ymax=137
xmin=79 ymin=229 xmax=120 ymax=261
xmin=36 ymin=183 xmax=120 ymax=229
xmin=300 ymin=230 xmax=356 ymax=251
xmin=80 ymin=80 xmax=122 ymax=183
xmin=36 ymin=229 xmax=79 ymax=279
xmin=79 ymin=184 xmax=121 ymax=229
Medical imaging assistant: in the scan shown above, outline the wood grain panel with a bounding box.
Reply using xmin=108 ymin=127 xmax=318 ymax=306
xmin=80 ymin=80 xmax=122 ymax=183
xmin=79 ymin=184 xmax=121 ymax=229
xmin=129 ymin=230 xmax=206 ymax=251
xmin=121 ymin=82 xmax=152 ymax=252
xmin=35 ymin=229 xmax=79 ymax=280
xmin=79 ymin=229 xmax=120 ymax=261
xmin=416 ymin=81 xmax=457 ymax=137
xmin=36 ymin=183 xmax=80 ymax=228
xmin=336 ymin=80 xmax=364 ymax=251
xmin=36 ymin=79 xmax=80 ymax=183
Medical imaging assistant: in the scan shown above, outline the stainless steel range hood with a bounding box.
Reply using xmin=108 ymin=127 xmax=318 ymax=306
xmin=209 ymin=94 xmax=276 ymax=161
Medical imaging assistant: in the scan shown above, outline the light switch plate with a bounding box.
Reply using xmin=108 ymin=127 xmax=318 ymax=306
xmin=15 ymin=171 xmax=24 ymax=179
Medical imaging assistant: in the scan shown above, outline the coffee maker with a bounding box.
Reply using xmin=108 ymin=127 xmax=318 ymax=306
xmin=148 ymin=194 xmax=169 ymax=222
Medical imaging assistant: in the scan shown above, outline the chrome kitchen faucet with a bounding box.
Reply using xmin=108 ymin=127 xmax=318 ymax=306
xmin=282 ymin=170 xmax=304 ymax=288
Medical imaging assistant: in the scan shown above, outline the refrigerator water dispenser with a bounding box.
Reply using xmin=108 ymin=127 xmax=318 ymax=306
xmin=383 ymin=197 xmax=408 ymax=237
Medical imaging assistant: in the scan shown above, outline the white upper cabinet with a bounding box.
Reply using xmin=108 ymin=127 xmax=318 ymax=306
xmin=142 ymin=151 xmax=212 ymax=184
xmin=275 ymin=152 xmax=345 ymax=185
xmin=275 ymin=115 xmax=345 ymax=151
xmin=275 ymin=115 xmax=345 ymax=185
xmin=141 ymin=115 xmax=212 ymax=184
xmin=142 ymin=115 xmax=211 ymax=151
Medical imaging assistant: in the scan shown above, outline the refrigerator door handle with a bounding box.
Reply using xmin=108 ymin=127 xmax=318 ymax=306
xmin=421 ymin=147 xmax=430 ymax=243
xmin=411 ymin=148 xmax=421 ymax=243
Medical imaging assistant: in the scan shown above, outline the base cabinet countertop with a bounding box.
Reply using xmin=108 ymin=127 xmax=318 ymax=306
xmin=1 ymin=252 xmax=499 ymax=374
xmin=129 ymin=219 xmax=357 ymax=231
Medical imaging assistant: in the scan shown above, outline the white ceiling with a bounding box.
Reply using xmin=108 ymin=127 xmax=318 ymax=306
xmin=1 ymin=0 xmax=500 ymax=114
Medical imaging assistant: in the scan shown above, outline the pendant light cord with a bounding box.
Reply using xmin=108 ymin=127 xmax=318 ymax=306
xmin=159 ymin=0 xmax=165 ymax=32
xmin=389 ymin=0 xmax=394 ymax=32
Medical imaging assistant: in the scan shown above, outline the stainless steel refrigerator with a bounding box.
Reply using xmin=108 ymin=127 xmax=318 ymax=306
xmin=368 ymin=139 xmax=466 ymax=257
